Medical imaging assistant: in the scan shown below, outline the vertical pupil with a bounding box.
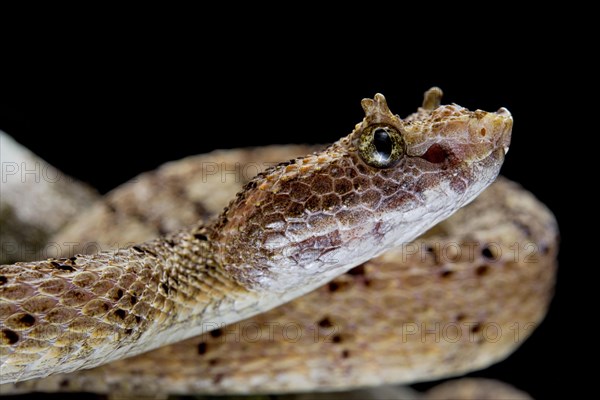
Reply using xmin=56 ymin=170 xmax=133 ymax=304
xmin=373 ymin=128 xmax=392 ymax=159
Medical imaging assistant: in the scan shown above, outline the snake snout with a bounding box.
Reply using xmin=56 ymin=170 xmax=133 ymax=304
xmin=494 ymin=108 xmax=513 ymax=156
xmin=476 ymin=107 xmax=513 ymax=158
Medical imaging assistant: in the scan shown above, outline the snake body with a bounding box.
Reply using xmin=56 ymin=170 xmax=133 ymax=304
xmin=2 ymin=174 xmax=556 ymax=396
xmin=1 ymin=88 xmax=515 ymax=386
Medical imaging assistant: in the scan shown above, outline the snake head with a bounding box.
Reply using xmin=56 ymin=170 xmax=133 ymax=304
xmin=215 ymin=88 xmax=512 ymax=294
xmin=352 ymin=87 xmax=512 ymax=205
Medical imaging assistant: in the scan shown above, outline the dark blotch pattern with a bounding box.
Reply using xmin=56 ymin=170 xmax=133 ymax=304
xmin=2 ymin=329 xmax=19 ymax=344
xmin=194 ymin=233 xmax=208 ymax=241
xmin=50 ymin=261 xmax=75 ymax=272
xmin=440 ymin=270 xmax=453 ymax=278
xmin=161 ymin=283 xmax=169 ymax=295
xmin=476 ymin=265 xmax=490 ymax=276
xmin=481 ymin=246 xmax=494 ymax=259
xmin=19 ymin=314 xmax=35 ymax=327
xmin=346 ymin=264 xmax=366 ymax=276
xmin=318 ymin=317 xmax=333 ymax=328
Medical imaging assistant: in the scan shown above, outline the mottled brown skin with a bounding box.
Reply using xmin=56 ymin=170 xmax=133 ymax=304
xmin=0 ymin=88 xmax=513 ymax=385
xmin=1 ymin=177 xmax=557 ymax=395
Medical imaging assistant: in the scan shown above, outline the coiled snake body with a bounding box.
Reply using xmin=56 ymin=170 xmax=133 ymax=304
xmin=0 ymin=88 xmax=556 ymax=396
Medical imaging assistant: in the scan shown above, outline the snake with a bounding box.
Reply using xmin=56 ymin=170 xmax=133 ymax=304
xmin=0 ymin=88 xmax=556 ymax=396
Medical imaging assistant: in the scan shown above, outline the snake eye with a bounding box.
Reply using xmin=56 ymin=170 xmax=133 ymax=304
xmin=358 ymin=124 xmax=405 ymax=168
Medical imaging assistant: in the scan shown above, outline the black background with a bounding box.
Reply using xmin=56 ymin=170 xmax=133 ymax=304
xmin=1 ymin=44 xmax=583 ymax=399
